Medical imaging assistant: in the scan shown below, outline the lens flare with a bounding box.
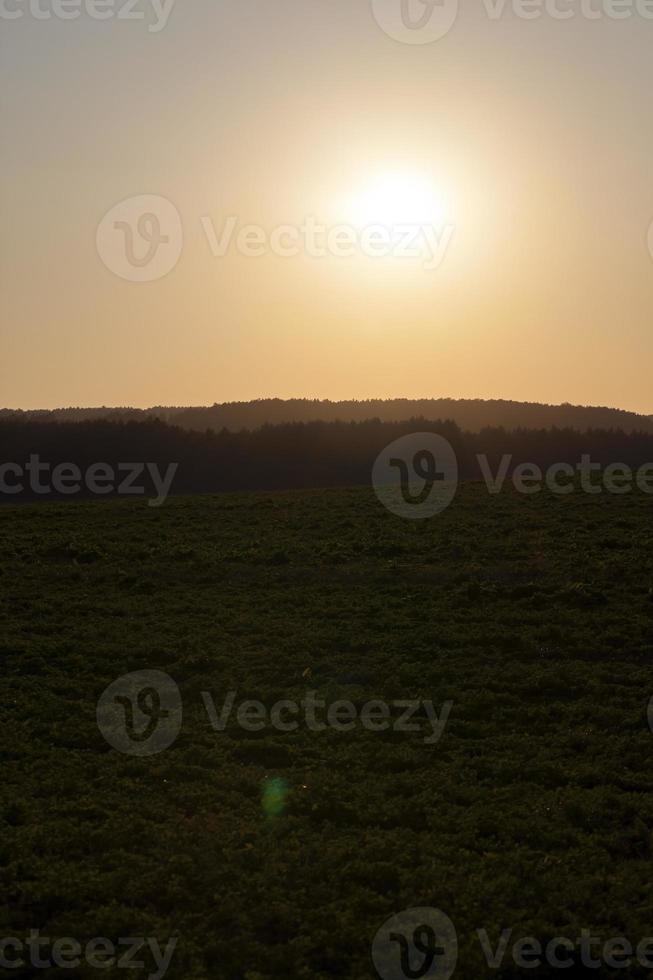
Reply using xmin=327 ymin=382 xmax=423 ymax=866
xmin=262 ymin=777 xmax=288 ymax=818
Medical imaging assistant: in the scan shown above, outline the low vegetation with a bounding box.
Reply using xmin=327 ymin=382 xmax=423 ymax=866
xmin=2 ymin=483 xmax=653 ymax=977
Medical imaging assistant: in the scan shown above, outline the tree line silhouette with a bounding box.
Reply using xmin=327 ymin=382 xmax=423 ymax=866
xmin=2 ymin=397 xmax=652 ymax=434
xmin=2 ymin=416 xmax=653 ymax=500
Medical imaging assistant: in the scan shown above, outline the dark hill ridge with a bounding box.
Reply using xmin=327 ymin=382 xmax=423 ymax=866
xmin=3 ymin=416 xmax=653 ymax=498
xmin=1 ymin=398 xmax=652 ymax=434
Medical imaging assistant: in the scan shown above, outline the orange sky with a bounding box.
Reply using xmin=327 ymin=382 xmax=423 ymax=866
xmin=2 ymin=1 xmax=653 ymax=412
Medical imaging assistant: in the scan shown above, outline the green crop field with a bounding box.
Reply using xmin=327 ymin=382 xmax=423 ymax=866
xmin=2 ymin=484 xmax=653 ymax=979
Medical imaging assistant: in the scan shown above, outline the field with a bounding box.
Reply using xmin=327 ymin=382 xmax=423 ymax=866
xmin=2 ymin=484 xmax=653 ymax=979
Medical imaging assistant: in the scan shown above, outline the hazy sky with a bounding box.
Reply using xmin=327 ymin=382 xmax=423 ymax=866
xmin=2 ymin=0 xmax=652 ymax=411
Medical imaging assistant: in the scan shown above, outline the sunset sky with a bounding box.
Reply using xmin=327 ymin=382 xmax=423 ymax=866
xmin=3 ymin=0 xmax=653 ymax=412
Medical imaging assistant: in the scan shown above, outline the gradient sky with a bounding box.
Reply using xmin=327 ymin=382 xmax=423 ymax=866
xmin=2 ymin=0 xmax=653 ymax=412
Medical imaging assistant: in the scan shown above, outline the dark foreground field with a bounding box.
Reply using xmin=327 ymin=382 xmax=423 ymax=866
xmin=2 ymin=485 xmax=653 ymax=979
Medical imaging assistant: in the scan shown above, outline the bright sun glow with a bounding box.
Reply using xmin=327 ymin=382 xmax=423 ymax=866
xmin=346 ymin=172 xmax=450 ymax=229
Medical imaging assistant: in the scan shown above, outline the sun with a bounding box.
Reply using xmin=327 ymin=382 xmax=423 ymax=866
xmin=346 ymin=172 xmax=450 ymax=229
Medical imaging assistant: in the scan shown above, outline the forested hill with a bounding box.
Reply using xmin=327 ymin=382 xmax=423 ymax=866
xmin=3 ymin=416 xmax=653 ymax=498
xmin=2 ymin=398 xmax=652 ymax=434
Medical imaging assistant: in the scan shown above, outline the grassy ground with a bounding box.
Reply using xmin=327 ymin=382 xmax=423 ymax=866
xmin=2 ymin=484 xmax=653 ymax=979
